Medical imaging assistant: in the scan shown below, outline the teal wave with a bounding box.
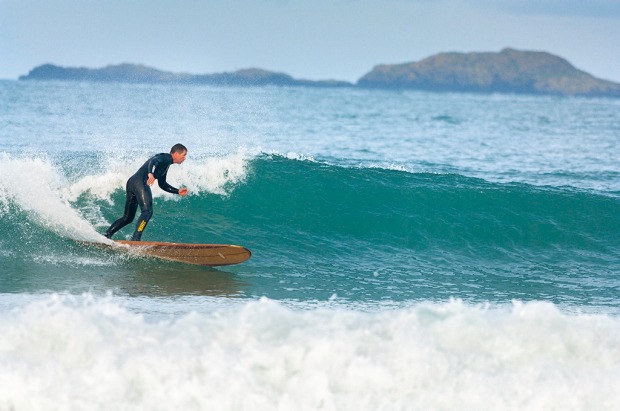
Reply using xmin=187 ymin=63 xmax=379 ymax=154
xmin=161 ymin=155 xmax=619 ymax=255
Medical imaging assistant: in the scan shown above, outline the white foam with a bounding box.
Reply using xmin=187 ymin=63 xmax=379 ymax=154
xmin=0 ymin=154 xmax=105 ymax=242
xmin=62 ymin=148 xmax=255 ymax=201
xmin=1 ymin=296 xmax=618 ymax=410
xmin=175 ymin=149 xmax=252 ymax=196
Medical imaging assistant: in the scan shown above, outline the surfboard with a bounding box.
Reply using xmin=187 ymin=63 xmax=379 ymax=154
xmin=109 ymin=240 xmax=252 ymax=266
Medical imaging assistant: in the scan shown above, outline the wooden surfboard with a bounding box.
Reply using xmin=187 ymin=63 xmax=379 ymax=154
xmin=110 ymin=240 xmax=252 ymax=266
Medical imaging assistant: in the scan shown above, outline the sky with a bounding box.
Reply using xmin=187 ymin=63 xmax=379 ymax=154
xmin=1 ymin=0 xmax=620 ymax=82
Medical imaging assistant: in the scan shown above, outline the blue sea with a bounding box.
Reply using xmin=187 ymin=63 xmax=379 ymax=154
xmin=1 ymin=80 xmax=619 ymax=410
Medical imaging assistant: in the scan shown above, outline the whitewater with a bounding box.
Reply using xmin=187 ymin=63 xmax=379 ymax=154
xmin=1 ymin=80 xmax=619 ymax=410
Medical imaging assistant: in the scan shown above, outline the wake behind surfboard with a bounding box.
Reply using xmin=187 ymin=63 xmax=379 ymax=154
xmin=104 ymin=240 xmax=252 ymax=266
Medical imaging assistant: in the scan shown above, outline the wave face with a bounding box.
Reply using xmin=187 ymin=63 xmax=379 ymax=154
xmin=2 ymin=153 xmax=619 ymax=308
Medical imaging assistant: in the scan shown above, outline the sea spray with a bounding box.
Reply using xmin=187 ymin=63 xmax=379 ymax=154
xmin=61 ymin=148 xmax=255 ymax=202
xmin=0 ymin=154 xmax=102 ymax=242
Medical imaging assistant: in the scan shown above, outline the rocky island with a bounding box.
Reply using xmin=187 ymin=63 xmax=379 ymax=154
xmin=19 ymin=48 xmax=620 ymax=97
xmin=357 ymin=48 xmax=620 ymax=97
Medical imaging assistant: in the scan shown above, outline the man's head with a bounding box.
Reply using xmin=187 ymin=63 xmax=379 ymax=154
xmin=170 ymin=143 xmax=187 ymax=164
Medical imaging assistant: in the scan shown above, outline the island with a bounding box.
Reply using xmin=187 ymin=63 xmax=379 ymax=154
xmin=357 ymin=48 xmax=620 ymax=97
xmin=18 ymin=48 xmax=620 ymax=97
xmin=18 ymin=63 xmax=352 ymax=88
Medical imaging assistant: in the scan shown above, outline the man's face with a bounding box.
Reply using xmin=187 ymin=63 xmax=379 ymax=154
xmin=172 ymin=150 xmax=187 ymax=164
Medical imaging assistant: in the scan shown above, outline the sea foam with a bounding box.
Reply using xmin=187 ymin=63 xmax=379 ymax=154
xmin=0 ymin=295 xmax=618 ymax=410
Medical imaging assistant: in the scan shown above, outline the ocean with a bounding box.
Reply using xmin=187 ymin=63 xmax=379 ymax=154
xmin=1 ymin=79 xmax=619 ymax=410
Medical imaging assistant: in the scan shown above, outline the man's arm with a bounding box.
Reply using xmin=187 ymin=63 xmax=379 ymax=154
xmin=157 ymin=170 xmax=188 ymax=196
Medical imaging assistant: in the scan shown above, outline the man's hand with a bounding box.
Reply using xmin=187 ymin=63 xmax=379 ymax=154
xmin=147 ymin=173 xmax=155 ymax=186
xmin=178 ymin=188 xmax=189 ymax=197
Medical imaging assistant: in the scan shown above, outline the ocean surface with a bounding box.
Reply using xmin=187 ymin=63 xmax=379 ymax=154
xmin=1 ymin=80 xmax=619 ymax=410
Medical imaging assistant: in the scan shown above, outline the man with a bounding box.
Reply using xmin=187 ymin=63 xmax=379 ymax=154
xmin=104 ymin=143 xmax=189 ymax=241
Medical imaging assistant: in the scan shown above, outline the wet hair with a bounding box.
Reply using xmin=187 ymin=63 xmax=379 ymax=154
xmin=170 ymin=143 xmax=187 ymax=154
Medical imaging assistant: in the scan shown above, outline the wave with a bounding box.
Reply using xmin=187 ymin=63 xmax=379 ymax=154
xmin=239 ymin=155 xmax=619 ymax=251
xmin=2 ymin=152 xmax=619 ymax=304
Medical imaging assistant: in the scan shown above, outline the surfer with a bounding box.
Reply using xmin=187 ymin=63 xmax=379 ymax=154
xmin=104 ymin=143 xmax=189 ymax=241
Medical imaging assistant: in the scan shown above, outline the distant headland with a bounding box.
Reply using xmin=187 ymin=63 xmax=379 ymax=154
xmin=19 ymin=48 xmax=620 ymax=97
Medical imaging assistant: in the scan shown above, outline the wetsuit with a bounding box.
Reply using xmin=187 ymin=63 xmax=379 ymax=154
xmin=105 ymin=153 xmax=180 ymax=241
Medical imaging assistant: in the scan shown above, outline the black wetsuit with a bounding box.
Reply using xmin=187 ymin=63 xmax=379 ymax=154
xmin=105 ymin=153 xmax=180 ymax=241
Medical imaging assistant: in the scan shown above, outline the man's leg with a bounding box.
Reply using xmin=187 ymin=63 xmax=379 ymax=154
xmin=131 ymin=184 xmax=153 ymax=241
xmin=104 ymin=190 xmax=138 ymax=239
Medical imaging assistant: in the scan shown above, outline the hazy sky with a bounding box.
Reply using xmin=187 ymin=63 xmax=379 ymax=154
xmin=2 ymin=0 xmax=620 ymax=82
